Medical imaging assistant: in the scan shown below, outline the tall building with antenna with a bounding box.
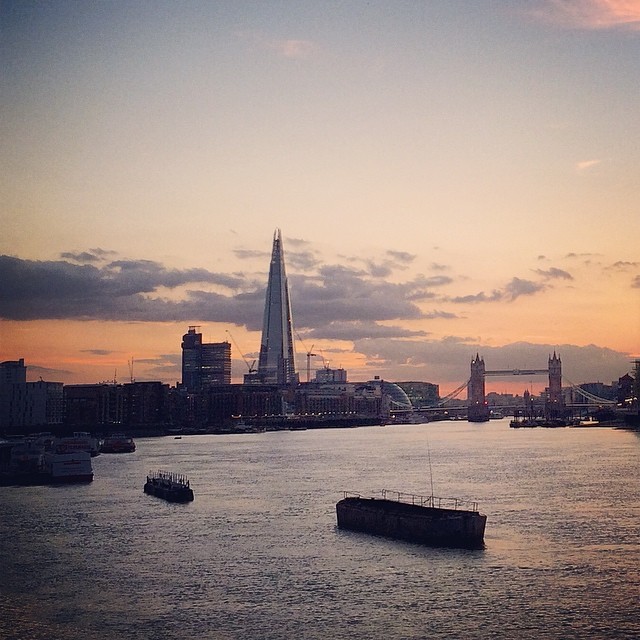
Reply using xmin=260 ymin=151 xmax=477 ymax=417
xmin=257 ymin=229 xmax=297 ymax=385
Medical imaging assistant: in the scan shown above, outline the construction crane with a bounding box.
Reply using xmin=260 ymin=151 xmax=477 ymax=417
xmin=225 ymin=330 xmax=256 ymax=374
xmin=128 ymin=357 xmax=135 ymax=383
xmin=295 ymin=331 xmax=317 ymax=383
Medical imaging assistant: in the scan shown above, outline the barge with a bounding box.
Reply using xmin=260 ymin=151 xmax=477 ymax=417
xmin=144 ymin=470 xmax=194 ymax=503
xmin=336 ymin=490 xmax=486 ymax=549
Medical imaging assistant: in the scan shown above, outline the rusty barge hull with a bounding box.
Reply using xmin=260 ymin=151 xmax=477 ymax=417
xmin=336 ymin=496 xmax=486 ymax=549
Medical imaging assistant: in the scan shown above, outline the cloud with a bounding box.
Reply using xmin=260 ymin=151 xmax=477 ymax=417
xmin=450 ymin=290 xmax=503 ymax=304
xmin=0 ymin=250 xmax=454 ymax=332
xmin=0 ymin=255 xmax=253 ymax=321
xmin=60 ymin=251 xmax=102 ymax=263
xmin=424 ymin=310 xmax=459 ymax=320
xmin=632 ymin=275 xmax=640 ymax=288
xmin=386 ymin=250 xmax=416 ymax=264
xmin=503 ymin=278 xmax=545 ymax=300
xmin=449 ymin=277 xmax=545 ymax=304
xmin=608 ymin=261 xmax=640 ymax=270
xmin=287 ymin=250 xmax=321 ymax=271
xmin=528 ymin=1 xmax=640 ymax=30
xmin=233 ymin=248 xmax=269 ymax=261
xmin=272 ymin=39 xmax=315 ymax=59
xmin=80 ymin=349 xmax=114 ymax=356
xmin=576 ymin=159 xmax=602 ymax=171
xmin=304 ymin=320 xmax=428 ymax=341
xmin=350 ymin=338 xmax=632 ymax=387
xmin=534 ymin=267 xmax=574 ymax=280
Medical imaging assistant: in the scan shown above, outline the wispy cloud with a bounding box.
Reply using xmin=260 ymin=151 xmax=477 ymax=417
xmin=529 ymin=0 xmax=640 ymax=30
xmin=632 ymin=275 xmax=640 ymax=288
xmin=449 ymin=277 xmax=545 ymax=304
xmin=534 ymin=267 xmax=574 ymax=280
xmin=237 ymin=31 xmax=316 ymax=59
xmin=271 ymin=39 xmax=315 ymax=59
xmin=576 ymin=159 xmax=602 ymax=171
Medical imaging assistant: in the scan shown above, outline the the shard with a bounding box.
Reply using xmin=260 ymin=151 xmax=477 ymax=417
xmin=257 ymin=229 xmax=297 ymax=385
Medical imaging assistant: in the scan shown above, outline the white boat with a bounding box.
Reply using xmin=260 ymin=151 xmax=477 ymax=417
xmin=44 ymin=451 xmax=94 ymax=483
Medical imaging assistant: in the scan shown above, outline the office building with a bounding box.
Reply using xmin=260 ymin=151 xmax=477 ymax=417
xmin=181 ymin=326 xmax=231 ymax=391
xmin=257 ymin=229 xmax=297 ymax=385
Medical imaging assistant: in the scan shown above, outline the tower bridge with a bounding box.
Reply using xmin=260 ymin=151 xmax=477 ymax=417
xmin=467 ymin=352 xmax=563 ymax=422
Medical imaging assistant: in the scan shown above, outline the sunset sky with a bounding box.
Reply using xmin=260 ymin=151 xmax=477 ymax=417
xmin=1 ymin=0 xmax=639 ymax=396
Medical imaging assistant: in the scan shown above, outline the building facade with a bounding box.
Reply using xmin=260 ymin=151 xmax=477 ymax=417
xmin=181 ymin=326 xmax=231 ymax=391
xmin=257 ymin=229 xmax=297 ymax=385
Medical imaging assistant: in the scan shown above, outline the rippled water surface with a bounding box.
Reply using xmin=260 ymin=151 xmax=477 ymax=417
xmin=1 ymin=420 xmax=639 ymax=639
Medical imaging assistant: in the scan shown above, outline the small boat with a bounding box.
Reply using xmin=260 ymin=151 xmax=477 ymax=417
xmin=144 ymin=470 xmax=194 ymax=503
xmin=100 ymin=433 xmax=136 ymax=453
xmin=336 ymin=490 xmax=486 ymax=549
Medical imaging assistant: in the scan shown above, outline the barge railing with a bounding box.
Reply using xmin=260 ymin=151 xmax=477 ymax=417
xmin=147 ymin=470 xmax=190 ymax=487
xmin=342 ymin=489 xmax=479 ymax=513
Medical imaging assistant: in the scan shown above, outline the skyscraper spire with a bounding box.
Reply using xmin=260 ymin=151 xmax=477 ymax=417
xmin=257 ymin=229 xmax=297 ymax=385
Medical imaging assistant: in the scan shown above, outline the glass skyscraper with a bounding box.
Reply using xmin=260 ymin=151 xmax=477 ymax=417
xmin=257 ymin=229 xmax=297 ymax=385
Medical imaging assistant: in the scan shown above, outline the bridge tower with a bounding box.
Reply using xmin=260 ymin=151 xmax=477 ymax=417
xmin=468 ymin=353 xmax=490 ymax=422
xmin=546 ymin=351 xmax=564 ymax=419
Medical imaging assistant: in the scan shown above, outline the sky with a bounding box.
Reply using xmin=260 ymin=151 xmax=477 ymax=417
xmin=1 ymin=0 xmax=639 ymax=396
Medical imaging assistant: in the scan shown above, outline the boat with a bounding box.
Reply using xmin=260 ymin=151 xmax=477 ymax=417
xmin=0 ymin=437 xmax=94 ymax=486
xmin=336 ymin=490 xmax=487 ymax=549
xmin=43 ymin=451 xmax=94 ymax=483
xmin=55 ymin=432 xmax=100 ymax=456
xmin=100 ymin=433 xmax=136 ymax=453
xmin=144 ymin=470 xmax=194 ymax=503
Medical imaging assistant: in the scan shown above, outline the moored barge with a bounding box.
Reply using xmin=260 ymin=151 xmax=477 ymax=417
xmin=336 ymin=490 xmax=486 ymax=549
xmin=144 ymin=470 xmax=194 ymax=503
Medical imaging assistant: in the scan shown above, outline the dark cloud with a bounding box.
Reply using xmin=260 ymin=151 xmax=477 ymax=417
xmin=534 ymin=267 xmax=573 ymax=280
xmin=289 ymin=267 xmax=444 ymax=329
xmin=60 ymin=248 xmax=117 ymax=263
xmin=60 ymin=251 xmax=102 ymax=263
xmin=424 ymin=310 xmax=459 ymax=319
xmin=0 ymin=255 xmax=252 ymax=321
xmin=366 ymin=261 xmax=393 ymax=278
xmin=80 ymin=349 xmax=114 ymax=356
xmin=430 ymin=263 xmax=450 ymax=271
xmin=351 ymin=338 xmax=632 ymax=386
xmin=608 ymin=261 xmax=640 ymax=270
xmin=503 ymin=277 xmax=545 ymax=300
xmin=386 ymin=250 xmax=415 ymax=264
xmin=565 ymin=252 xmax=600 ymax=259
xmin=450 ymin=277 xmax=544 ymax=304
xmin=1 ymin=249 xmax=455 ymax=333
xmin=304 ymin=320 xmax=428 ymax=341
xmin=450 ymin=290 xmax=502 ymax=304
xmin=287 ymin=250 xmax=320 ymax=271
xmin=234 ymin=249 xmax=269 ymax=260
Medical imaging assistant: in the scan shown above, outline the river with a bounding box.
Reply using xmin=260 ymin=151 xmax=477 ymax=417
xmin=1 ymin=419 xmax=638 ymax=639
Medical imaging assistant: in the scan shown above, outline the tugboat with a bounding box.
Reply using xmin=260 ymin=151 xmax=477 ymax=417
xmin=336 ymin=490 xmax=486 ymax=549
xmin=144 ymin=470 xmax=194 ymax=503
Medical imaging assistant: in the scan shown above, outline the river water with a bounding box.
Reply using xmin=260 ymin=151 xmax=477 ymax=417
xmin=1 ymin=419 xmax=639 ymax=639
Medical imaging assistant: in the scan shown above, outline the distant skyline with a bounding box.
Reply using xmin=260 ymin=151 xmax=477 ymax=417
xmin=1 ymin=1 xmax=639 ymax=394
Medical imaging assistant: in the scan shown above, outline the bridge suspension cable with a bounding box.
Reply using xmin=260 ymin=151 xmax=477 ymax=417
xmin=565 ymin=379 xmax=616 ymax=405
xmin=434 ymin=380 xmax=469 ymax=406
